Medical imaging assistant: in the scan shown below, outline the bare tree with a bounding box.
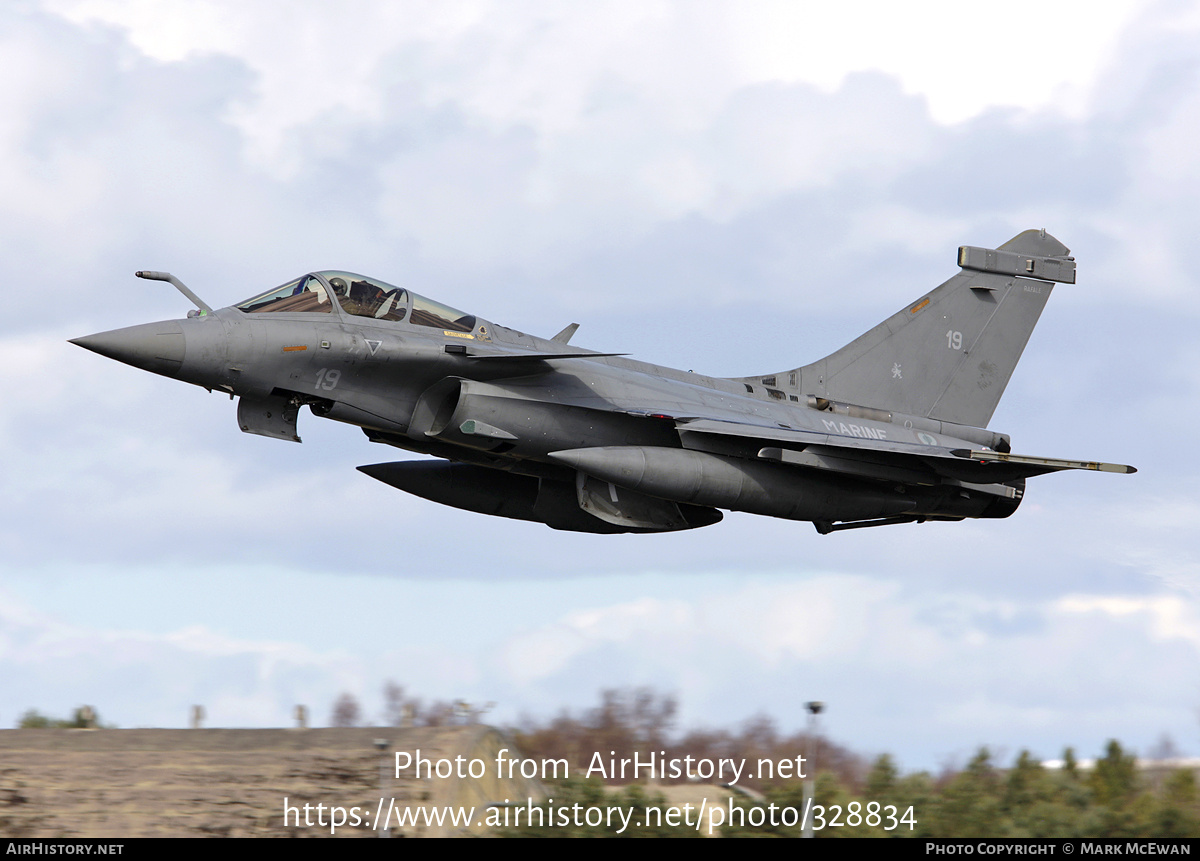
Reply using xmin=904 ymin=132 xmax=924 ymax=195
xmin=383 ymin=682 xmax=408 ymax=727
xmin=509 ymin=687 xmax=865 ymax=789
xmin=331 ymin=692 xmax=362 ymax=727
xmin=1150 ymin=733 xmax=1180 ymax=761
xmin=381 ymin=680 xmax=460 ymax=727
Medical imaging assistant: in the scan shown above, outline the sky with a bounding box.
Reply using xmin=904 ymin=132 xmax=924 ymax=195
xmin=2 ymin=0 xmax=1198 ymax=773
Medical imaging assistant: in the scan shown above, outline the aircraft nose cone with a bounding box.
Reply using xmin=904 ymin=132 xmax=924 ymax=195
xmin=70 ymin=320 xmax=186 ymax=377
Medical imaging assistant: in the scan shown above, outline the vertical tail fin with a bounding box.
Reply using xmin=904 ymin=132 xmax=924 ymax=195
xmin=790 ymin=229 xmax=1075 ymax=428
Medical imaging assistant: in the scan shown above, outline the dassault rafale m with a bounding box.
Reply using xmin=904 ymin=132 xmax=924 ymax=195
xmin=72 ymin=229 xmax=1134 ymax=535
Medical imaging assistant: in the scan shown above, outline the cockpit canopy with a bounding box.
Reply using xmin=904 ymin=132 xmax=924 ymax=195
xmin=236 ymin=271 xmax=476 ymax=333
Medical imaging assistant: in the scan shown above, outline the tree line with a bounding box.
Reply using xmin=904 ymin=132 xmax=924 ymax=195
xmin=333 ymin=684 xmax=1200 ymax=837
xmin=17 ymin=686 xmax=1198 ymax=836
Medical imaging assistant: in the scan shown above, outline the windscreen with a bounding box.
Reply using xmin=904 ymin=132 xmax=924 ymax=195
xmin=237 ymin=275 xmax=332 ymax=314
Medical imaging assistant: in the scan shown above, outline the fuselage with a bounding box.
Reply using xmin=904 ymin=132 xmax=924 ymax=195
xmin=71 ymin=268 xmax=1030 ymax=533
xmin=149 ymin=297 xmax=1006 ymax=462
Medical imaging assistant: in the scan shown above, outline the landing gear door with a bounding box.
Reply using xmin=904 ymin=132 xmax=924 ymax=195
xmin=237 ymin=393 xmax=301 ymax=443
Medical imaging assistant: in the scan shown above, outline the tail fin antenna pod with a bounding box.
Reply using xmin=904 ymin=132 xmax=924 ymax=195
xmin=780 ymin=229 xmax=1075 ymax=429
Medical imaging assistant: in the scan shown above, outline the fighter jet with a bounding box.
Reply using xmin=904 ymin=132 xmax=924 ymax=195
xmin=71 ymin=229 xmax=1133 ymax=534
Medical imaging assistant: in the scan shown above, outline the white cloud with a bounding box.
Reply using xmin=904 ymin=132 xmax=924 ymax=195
xmin=729 ymin=1 xmax=1146 ymax=124
xmin=0 ymin=0 xmax=1185 ymax=302
xmin=1058 ymin=594 xmax=1200 ymax=648
xmin=47 ymin=0 xmax=1148 ymax=145
xmin=492 ymin=575 xmax=1200 ymax=759
xmin=0 ymin=588 xmax=361 ymax=727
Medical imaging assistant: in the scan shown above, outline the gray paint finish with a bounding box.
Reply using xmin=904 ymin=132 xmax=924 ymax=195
xmin=71 ymin=230 xmax=1134 ymax=535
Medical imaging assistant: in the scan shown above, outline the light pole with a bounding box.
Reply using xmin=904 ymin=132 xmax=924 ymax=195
xmin=801 ymin=701 xmax=824 ymax=839
xmin=375 ymin=738 xmax=390 ymax=838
